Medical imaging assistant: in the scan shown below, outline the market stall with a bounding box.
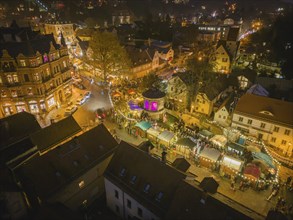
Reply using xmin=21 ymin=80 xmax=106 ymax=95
xmin=157 ymin=130 xmax=175 ymax=148
xmin=226 ymin=142 xmax=246 ymax=156
xmin=220 ymin=155 xmax=244 ymax=178
xmin=175 ymin=137 xmax=197 ymax=158
xmin=135 ymin=121 xmax=152 ymax=138
xmin=198 ymin=129 xmax=214 ymax=140
xmin=252 ymin=152 xmax=276 ymax=176
xmin=210 ymin=135 xmax=227 ymax=148
xmin=146 ymin=127 xmax=161 ymax=143
xmin=243 ymin=163 xmax=261 ymax=182
xmin=199 ymin=147 xmax=221 ymax=169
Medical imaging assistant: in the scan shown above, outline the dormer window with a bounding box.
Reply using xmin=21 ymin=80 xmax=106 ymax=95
xmin=143 ymin=184 xmax=151 ymax=193
xmin=19 ymin=60 xmax=26 ymax=67
xmin=259 ymin=110 xmax=274 ymax=117
xmin=130 ymin=175 xmax=137 ymax=184
xmin=120 ymin=168 xmax=126 ymax=177
xmin=156 ymin=192 xmax=163 ymax=201
xmin=43 ymin=54 xmax=48 ymax=63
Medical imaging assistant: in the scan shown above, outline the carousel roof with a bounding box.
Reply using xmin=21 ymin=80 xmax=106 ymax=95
xmin=243 ymin=164 xmax=260 ymax=179
xmin=252 ymin=152 xmax=275 ymax=169
xmin=142 ymin=88 xmax=166 ymax=99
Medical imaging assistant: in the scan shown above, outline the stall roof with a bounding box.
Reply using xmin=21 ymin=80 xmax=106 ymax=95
xmin=227 ymin=142 xmax=245 ymax=153
xmin=176 ymin=138 xmax=197 ymax=149
xmin=222 ymin=156 xmax=243 ymax=172
xmin=210 ymin=135 xmax=227 ymax=147
xmin=252 ymin=152 xmax=275 ymax=169
xmin=135 ymin=121 xmax=152 ymax=131
xmin=146 ymin=127 xmax=161 ymax=137
xmin=243 ymin=164 xmax=260 ymax=179
xmin=199 ymin=147 xmax=221 ymax=162
xmin=157 ymin=130 xmax=175 ymax=143
xmin=198 ymin=129 xmax=214 ymax=139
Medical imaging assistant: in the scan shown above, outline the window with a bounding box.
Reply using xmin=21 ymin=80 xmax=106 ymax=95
xmin=143 ymin=184 xmax=151 ymax=193
xmin=27 ymin=87 xmax=33 ymax=95
xmin=115 ymin=190 xmax=119 ymax=199
xmin=1 ymin=90 xmax=7 ymax=97
xmin=223 ymin=116 xmax=226 ymax=119
xmin=238 ymin=117 xmax=243 ymax=122
xmin=274 ymin=126 xmax=279 ymax=132
xmin=12 ymin=74 xmax=19 ymax=82
xmin=137 ymin=207 xmax=143 ymax=217
xmin=222 ymin=58 xmax=228 ymax=62
xmin=127 ymin=199 xmax=131 ymax=209
xmin=79 ymin=180 xmax=85 ymax=188
xmin=20 ymin=60 xmax=26 ymax=66
xmin=156 ymin=192 xmax=163 ymax=202
xmin=248 ymin=119 xmax=252 ymax=125
xmin=271 ymin=137 xmax=276 ymax=143
xmin=120 ymin=168 xmax=126 ymax=177
xmin=285 ymin=129 xmax=290 ymax=136
xmin=260 ymin=123 xmax=266 ymax=128
xmin=11 ymin=90 xmax=17 ymax=97
xmin=34 ymin=73 xmax=40 ymax=81
xmin=281 ymin=140 xmax=287 ymax=145
xmin=130 ymin=175 xmax=137 ymax=184
xmin=7 ymin=75 xmax=13 ymax=83
xmin=24 ymin=74 xmax=29 ymax=82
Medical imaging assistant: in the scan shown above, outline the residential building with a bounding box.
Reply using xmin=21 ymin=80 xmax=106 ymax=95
xmin=0 ymin=112 xmax=41 ymax=168
xmin=214 ymin=95 xmax=235 ymax=127
xmin=125 ymin=46 xmax=162 ymax=79
xmin=210 ymin=43 xmax=231 ymax=74
xmin=104 ymin=141 xmax=186 ymax=220
xmin=0 ymin=26 xmax=72 ymax=118
xmin=232 ymin=94 xmax=293 ymax=157
xmin=43 ymin=21 xmax=76 ymax=46
xmin=166 ymin=72 xmax=192 ymax=111
xmin=197 ymin=25 xmax=230 ymax=40
xmin=15 ymin=124 xmax=118 ymax=210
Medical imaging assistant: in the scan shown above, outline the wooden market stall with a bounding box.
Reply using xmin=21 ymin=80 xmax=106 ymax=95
xmin=157 ymin=130 xmax=175 ymax=148
xmin=199 ymin=147 xmax=221 ymax=169
xmin=134 ymin=121 xmax=152 ymax=138
xmin=175 ymin=137 xmax=197 ymax=158
xmin=220 ymin=155 xmax=244 ymax=178
xmin=146 ymin=127 xmax=161 ymax=143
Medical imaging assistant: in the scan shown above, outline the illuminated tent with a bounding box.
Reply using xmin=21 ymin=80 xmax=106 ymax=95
xmin=243 ymin=163 xmax=260 ymax=180
xmin=210 ymin=135 xmax=227 ymax=147
xmin=221 ymin=156 xmax=243 ymax=172
xmin=176 ymin=137 xmax=197 ymax=149
xmin=199 ymin=147 xmax=221 ymax=162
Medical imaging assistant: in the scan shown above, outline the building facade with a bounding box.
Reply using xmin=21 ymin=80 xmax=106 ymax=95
xmin=232 ymin=94 xmax=293 ymax=157
xmin=0 ymin=28 xmax=72 ymax=118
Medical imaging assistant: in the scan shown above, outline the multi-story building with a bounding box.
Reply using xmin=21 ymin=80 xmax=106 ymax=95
xmin=0 ymin=27 xmax=72 ymax=118
xmin=232 ymin=94 xmax=293 ymax=157
xmin=43 ymin=21 xmax=76 ymax=46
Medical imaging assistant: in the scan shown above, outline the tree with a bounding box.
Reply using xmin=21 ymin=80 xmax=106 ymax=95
xmin=185 ymin=58 xmax=218 ymax=111
xmin=86 ymin=31 xmax=131 ymax=82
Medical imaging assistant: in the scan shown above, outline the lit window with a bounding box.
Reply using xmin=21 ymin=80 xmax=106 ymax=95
xmin=7 ymin=75 xmax=13 ymax=83
xmin=79 ymin=180 xmax=85 ymax=188
xmin=120 ymin=168 xmax=126 ymax=177
xmin=285 ymin=129 xmax=290 ymax=136
xmin=130 ymin=175 xmax=137 ymax=184
xmin=27 ymin=87 xmax=33 ymax=95
xmin=19 ymin=60 xmax=26 ymax=66
xmin=13 ymin=75 xmax=19 ymax=82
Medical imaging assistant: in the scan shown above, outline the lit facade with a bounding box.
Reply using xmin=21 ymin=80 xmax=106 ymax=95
xmin=0 ymin=38 xmax=72 ymax=118
xmin=231 ymin=94 xmax=293 ymax=157
xmin=210 ymin=45 xmax=231 ymax=74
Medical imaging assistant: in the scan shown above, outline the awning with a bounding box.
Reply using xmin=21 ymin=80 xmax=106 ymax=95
xmin=199 ymin=147 xmax=221 ymax=162
xmin=210 ymin=135 xmax=227 ymax=147
xmin=252 ymin=152 xmax=275 ymax=169
xmin=221 ymin=156 xmax=243 ymax=172
xmin=198 ymin=129 xmax=214 ymax=139
xmin=176 ymin=137 xmax=197 ymax=149
xmin=135 ymin=121 xmax=152 ymax=131
xmin=227 ymin=142 xmax=245 ymax=153
xmin=157 ymin=130 xmax=175 ymax=143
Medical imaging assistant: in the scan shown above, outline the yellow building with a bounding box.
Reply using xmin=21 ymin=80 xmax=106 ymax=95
xmin=0 ymin=29 xmax=72 ymax=118
xmin=210 ymin=43 xmax=231 ymax=74
xmin=44 ymin=21 xmax=76 ymax=46
xmin=232 ymin=94 xmax=293 ymax=157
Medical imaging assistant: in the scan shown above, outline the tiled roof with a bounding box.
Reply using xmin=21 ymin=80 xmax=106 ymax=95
xmin=30 ymin=116 xmax=81 ymax=152
xmin=104 ymin=141 xmax=186 ymax=217
xmin=234 ymin=94 xmax=293 ymax=126
xmin=0 ymin=112 xmax=41 ymax=150
xmin=16 ymin=124 xmax=118 ymax=199
xmin=125 ymin=46 xmax=152 ymax=67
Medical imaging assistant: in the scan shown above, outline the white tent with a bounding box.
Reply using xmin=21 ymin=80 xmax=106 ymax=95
xmin=199 ymin=147 xmax=221 ymax=162
xmin=210 ymin=135 xmax=227 ymax=147
xmin=157 ymin=130 xmax=175 ymax=147
xmin=221 ymin=156 xmax=243 ymax=172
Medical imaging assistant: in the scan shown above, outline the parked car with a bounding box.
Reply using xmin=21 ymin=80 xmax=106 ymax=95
xmin=95 ymin=108 xmax=106 ymax=119
xmin=64 ymin=105 xmax=77 ymax=115
xmin=84 ymin=91 xmax=91 ymax=99
xmin=76 ymin=97 xmax=86 ymax=105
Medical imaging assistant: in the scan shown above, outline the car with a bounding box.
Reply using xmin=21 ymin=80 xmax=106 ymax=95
xmin=76 ymin=97 xmax=86 ymax=105
xmin=64 ymin=105 xmax=77 ymax=115
xmin=95 ymin=108 xmax=106 ymax=119
xmin=84 ymin=91 xmax=91 ymax=99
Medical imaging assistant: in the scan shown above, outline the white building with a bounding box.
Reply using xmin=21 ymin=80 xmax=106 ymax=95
xmin=231 ymin=94 xmax=293 ymax=157
xmin=104 ymin=141 xmax=186 ymax=219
